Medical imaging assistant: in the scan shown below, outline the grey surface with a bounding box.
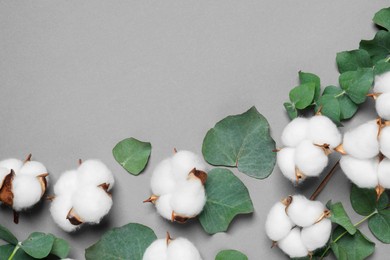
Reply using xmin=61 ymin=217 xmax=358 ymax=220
xmin=0 ymin=1 xmax=389 ymax=259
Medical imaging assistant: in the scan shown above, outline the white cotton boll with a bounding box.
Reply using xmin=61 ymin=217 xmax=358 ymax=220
xmin=265 ymin=202 xmax=294 ymax=241
xmin=19 ymin=161 xmax=47 ymax=177
xmin=340 ymin=156 xmax=379 ymax=188
xmin=54 ymin=170 xmax=79 ymax=196
xmin=12 ymin=175 xmax=42 ymax=211
xmin=301 ymin=218 xmax=332 ymax=251
xmin=0 ymin=167 xmax=10 ymax=187
xmin=374 ymin=71 xmax=390 ymax=94
xmin=343 ymin=120 xmax=380 ymax=159
xmin=281 ymin=117 xmax=309 ymax=147
xmin=295 ymin=140 xmax=328 ymax=177
xmin=0 ymin=159 xmax=23 ymax=173
xmin=287 ymin=195 xmax=325 ymax=227
xmin=143 ymin=239 xmax=168 ymax=260
xmin=78 ymin=160 xmax=114 ymax=190
xmin=308 ymin=115 xmax=341 ymax=148
xmin=379 ymin=126 xmax=390 ymax=158
xmin=50 ymin=195 xmax=80 ymax=232
xmin=278 ymin=228 xmax=308 ymax=258
xmin=378 ymin=158 xmax=390 ymax=189
xmin=155 ymin=194 xmax=173 ymax=220
xmin=171 ymin=151 xmax=207 ymax=181
xmin=167 ymin=237 xmax=202 ymax=260
xmin=277 ymin=148 xmax=297 ymax=182
xmin=170 ymin=179 xmax=206 ymax=217
xmin=376 ymin=93 xmax=390 ymax=120
xmin=150 ymin=159 xmax=176 ymax=196
xmin=71 ymin=185 xmax=112 ymax=223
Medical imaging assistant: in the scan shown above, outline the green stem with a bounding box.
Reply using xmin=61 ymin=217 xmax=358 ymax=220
xmin=320 ymin=211 xmax=377 ymax=259
xmin=334 ymin=91 xmax=346 ymax=98
xmin=7 ymin=243 xmax=21 ymax=260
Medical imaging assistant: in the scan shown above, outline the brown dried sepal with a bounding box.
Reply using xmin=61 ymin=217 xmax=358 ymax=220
xmin=281 ymin=195 xmax=293 ymax=214
xmin=67 ymin=208 xmax=84 ymax=225
xmin=0 ymin=170 xmax=15 ymax=207
xmin=334 ymin=144 xmax=347 ymax=155
xmin=188 ymin=168 xmax=207 ymax=185
xmin=314 ymin=209 xmax=331 ymax=224
xmin=166 ymin=232 xmax=173 ymax=245
xmin=98 ymin=183 xmax=112 ymax=197
xmin=37 ymin=173 xmax=49 ymax=197
xmin=143 ymin=194 xmax=159 ymax=204
xmin=314 ymin=143 xmax=332 ymax=156
xmin=295 ymin=167 xmax=305 ymax=185
xmin=367 ymin=93 xmax=381 ymax=100
xmin=171 ymin=211 xmax=190 ymax=223
xmin=376 ymin=185 xmax=385 ymax=201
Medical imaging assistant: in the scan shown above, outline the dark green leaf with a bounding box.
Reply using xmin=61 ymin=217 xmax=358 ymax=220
xmin=199 ymin=168 xmax=254 ymax=234
xmin=289 ymin=83 xmax=316 ymax=109
xmin=336 ymin=49 xmax=373 ymax=73
xmin=315 ymin=94 xmax=341 ymax=124
xmin=323 ymin=86 xmax=358 ymax=120
xmin=360 ymin=30 xmax=390 ymax=63
xmin=378 ymin=192 xmax=389 ymax=210
xmin=202 ymin=106 xmax=276 ymax=179
xmin=113 ymin=137 xmax=151 ymax=175
xmin=0 ymin=244 xmax=34 ymax=260
xmin=85 ymin=223 xmax=157 ymax=260
xmin=350 ymin=184 xmax=377 ymax=216
xmin=0 ymin=224 xmax=18 ymax=245
xmin=50 ymin=237 xmax=70 ymax=258
xmin=284 ymin=102 xmax=298 ymax=120
xmin=215 ymin=249 xmax=248 ymax=260
xmin=374 ymin=59 xmax=390 ymax=75
xmin=339 ymin=68 xmax=374 ymax=104
xmin=373 ymin=7 xmax=390 ymax=31
xmin=368 ymin=209 xmax=390 ymax=243
xmin=299 ymin=71 xmax=321 ymax=100
xmin=20 ymin=233 xmax=55 ymax=259
xmin=327 ymin=201 xmax=356 ymax=235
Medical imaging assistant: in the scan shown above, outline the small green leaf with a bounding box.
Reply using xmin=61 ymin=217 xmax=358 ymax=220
xmin=215 ymin=249 xmax=248 ymax=260
xmin=339 ymin=68 xmax=374 ymax=104
xmin=202 ymin=106 xmax=276 ymax=179
xmin=350 ymin=184 xmax=377 ymax=216
xmin=368 ymin=209 xmax=390 ymax=243
xmin=113 ymin=137 xmax=151 ymax=175
xmin=0 ymin=244 xmax=34 ymax=260
xmin=374 ymin=59 xmax=390 ymax=76
xmin=331 ymin=227 xmax=375 ymax=260
xmin=299 ymin=71 xmax=321 ymax=100
xmin=50 ymin=237 xmax=70 ymax=258
xmin=327 ymin=201 xmax=356 ymax=235
xmin=199 ymin=168 xmax=254 ymax=234
xmin=336 ymin=49 xmax=373 ymax=73
xmin=373 ymin=7 xmax=390 ymax=31
xmin=289 ymin=82 xmax=316 ymax=109
xmin=284 ymin=102 xmax=298 ymax=120
xmin=323 ymin=86 xmax=358 ymax=120
xmin=0 ymin=224 xmax=18 ymax=245
xmin=360 ymin=30 xmax=390 ymax=63
xmin=315 ymin=94 xmax=341 ymax=124
xmin=85 ymin=223 xmax=157 ymax=260
xmin=377 ymin=192 xmax=389 ymax=210
xmin=20 ymin=232 xmax=55 ymax=259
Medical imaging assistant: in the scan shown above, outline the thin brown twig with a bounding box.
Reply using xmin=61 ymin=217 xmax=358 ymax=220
xmin=310 ymin=160 xmax=340 ymax=201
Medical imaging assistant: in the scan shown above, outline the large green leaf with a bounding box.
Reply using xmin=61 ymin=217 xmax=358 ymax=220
xmin=299 ymin=71 xmax=321 ymax=101
xmin=20 ymin=233 xmax=55 ymax=259
xmin=339 ymin=68 xmax=374 ymax=104
xmin=215 ymin=249 xmax=248 ymax=260
xmin=0 ymin=224 xmax=18 ymax=245
xmin=283 ymin=102 xmax=298 ymax=120
xmin=202 ymin=106 xmax=276 ymax=179
xmin=373 ymin=7 xmax=390 ymax=31
xmin=315 ymin=94 xmax=341 ymax=124
xmin=0 ymin=244 xmax=34 ymax=260
xmin=336 ymin=49 xmax=373 ymax=73
xmin=199 ymin=168 xmax=254 ymax=234
xmin=85 ymin=223 xmax=157 ymax=260
xmin=323 ymin=86 xmax=358 ymax=120
xmin=331 ymin=228 xmax=375 ymax=260
xmin=368 ymin=209 xmax=390 ymax=243
xmin=374 ymin=59 xmax=390 ymax=76
xmin=360 ymin=30 xmax=390 ymax=63
xmin=327 ymin=201 xmax=356 ymax=235
xmin=350 ymin=184 xmax=387 ymax=216
xmin=50 ymin=237 xmax=70 ymax=259
xmin=289 ymin=83 xmax=316 ymax=109
xmin=113 ymin=137 xmax=151 ymax=175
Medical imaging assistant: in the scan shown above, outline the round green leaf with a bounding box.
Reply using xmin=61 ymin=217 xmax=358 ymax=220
xmin=360 ymin=30 xmax=390 ymax=63
xmin=350 ymin=184 xmax=377 ymax=216
xmin=299 ymin=71 xmax=321 ymax=101
xmin=0 ymin=224 xmax=18 ymax=245
xmin=327 ymin=201 xmax=356 ymax=235
xmin=336 ymin=49 xmax=373 ymax=73
xmin=215 ymin=249 xmax=248 ymax=260
xmin=50 ymin=237 xmax=70 ymax=258
xmin=20 ymin=232 xmax=55 ymax=259
xmin=315 ymin=94 xmax=341 ymax=124
xmin=289 ymin=82 xmax=316 ymax=109
xmin=373 ymin=7 xmax=390 ymax=31
xmin=202 ymin=106 xmax=276 ymax=179
xmin=199 ymin=168 xmax=254 ymax=234
xmin=323 ymin=86 xmax=358 ymax=120
xmin=85 ymin=223 xmax=157 ymax=260
xmin=368 ymin=209 xmax=390 ymax=243
xmin=339 ymin=68 xmax=374 ymax=104
xmin=374 ymin=59 xmax=390 ymax=76
xmin=283 ymin=102 xmax=298 ymax=120
xmin=113 ymin=137 xmax=151 ymax=175
xmin=0 ymin=244 xmax=34 ymax=260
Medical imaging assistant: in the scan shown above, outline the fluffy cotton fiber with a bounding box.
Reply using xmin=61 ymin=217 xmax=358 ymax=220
xmin=376 ymin=93 xmax=390 ymax=120
xmin=278 ymin=228 xmax=308 ymax=258
xmin=265 ymin=202 xmax=294 ymax=241
xmin=374 ymin=71 xmax=390 ymax=94
xmin=340 ymin=156 xmax=379 ymax=188
xmin=378 ymin=158 xmax=390 ymax=189
xmin=281 ymin=117 xmax=309 ymax=147
xmin=301 ymin=218 xmax=332 ymax=251
xmin=50 ymin=195 xmax=79 ymax=232
xmin=308 ymin=115 xmax=342 ymax=148
xmin=295 ymin=141 xmax=328 ymax=177
xmin=277 ymin=148 xmax=297 ymax=182
xmin=286 ymin=195 xmax=325 ymax=228
xmin=379 ymin=126 xmax=390 ymax=159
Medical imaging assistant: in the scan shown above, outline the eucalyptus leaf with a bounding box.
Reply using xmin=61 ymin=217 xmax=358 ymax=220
xmin=202 ymin=106 xmax=276 ymax=179
xmin=373 ymin=7 xmax=390 ymax=31
xmin=315 ymin=94 xmax=341 ymax=124
xmin=0 ymin=244 xmax=34 ymax=260
xmin=85 ymin=223 xmax=157 ymax=260
xmin=283 ymin=102 xmax=298 ymax=120
xmin=50 ymin=237 xmax=70 ymax=259
xmin=368 ymin=209 xmax=390 ymax=243
xmin=327 ymin=201 xmax=356 ymax=235
xmin=113 ymin=137 xmax=151 ymax=175
xmin=0 ymin=224 xmax=18 ymax=245
xmin=299 ymin=71 xmax=321 ymax=100
xmin=350 ymin=184 xmax=377 ymax=216
xmin=215 ymin=249 xmax=248 ymax=260
xmin=339 ymin=68 xmax=374 ymax=104
xmin=360 ymin=30 xmax=390 ymax=63
xmin=336 ymin=49 xmax=372 ymax=73
xmin=20 ymin=232 xmax=55 ymax=259
xmin=374 ymin=59 xmax=390 ymax=76
xmin=199 ymin=168 xmax=254 ymax=234
xmin=323 ymin=86 xmax=358 ymax=120
xmin=289 ymin=82 xmax=316 ymax=109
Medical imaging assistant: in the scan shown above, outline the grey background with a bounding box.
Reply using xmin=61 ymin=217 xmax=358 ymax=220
xmin=0 ymin=0 xmax=389 ymax=259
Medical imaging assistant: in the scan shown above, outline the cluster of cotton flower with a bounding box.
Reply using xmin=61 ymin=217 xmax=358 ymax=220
xmin=277 ymin=115 xmax=341 ymax=184
xmin=143 ymin=233 xmax=202 ymax=260
xmin=0 ymin=154 xmax=48 ymax=221
xmin=372 ymin=71 xmax=390 ymax=120
xmin=145 ymin=150 xmax=207 ymax=223
xmin=50 ymin=159 xmax=114 ymax=232
xmin=265 ymin=195 xmax=331 ymax=258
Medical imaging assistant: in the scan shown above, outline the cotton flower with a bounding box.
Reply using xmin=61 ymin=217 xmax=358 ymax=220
xmin=373 ymin=71 xmax=390 ymax=94
xmin=375 ymin=93 xmax=390 ymax=120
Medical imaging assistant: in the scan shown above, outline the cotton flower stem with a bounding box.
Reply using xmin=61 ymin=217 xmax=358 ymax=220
xmin=7 ymin=242 xmax=21 ymax=260
xmin=23 ymin=153 xmax=32 ymax=163
xmin=310 ymin=160 xmax=340 ymax=201
xmin=13 ymin=210 xmax=19 ymax=224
